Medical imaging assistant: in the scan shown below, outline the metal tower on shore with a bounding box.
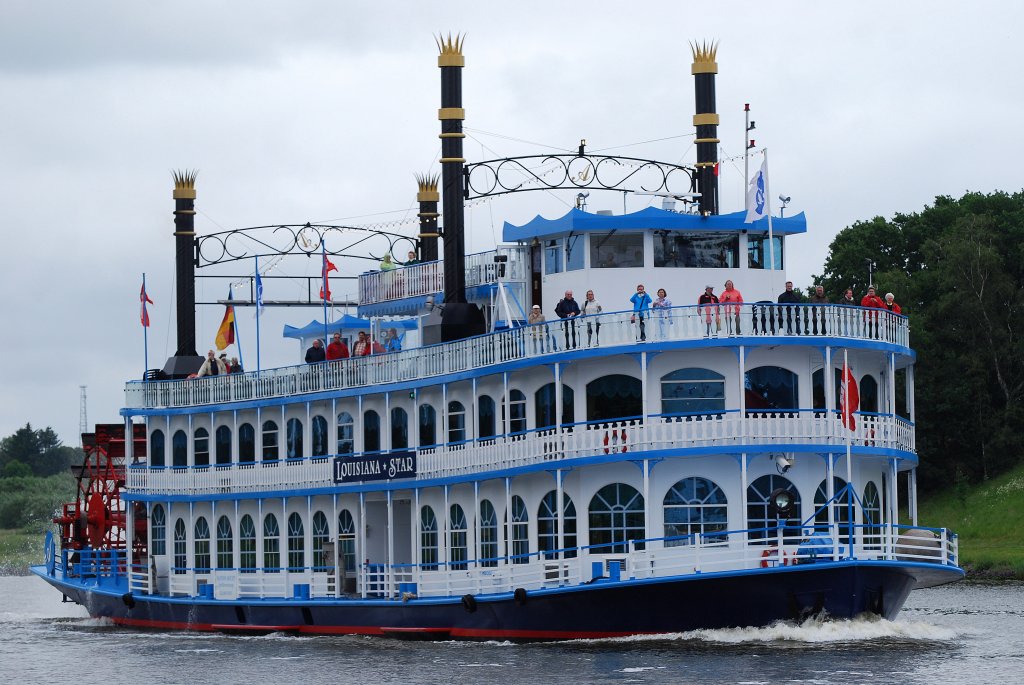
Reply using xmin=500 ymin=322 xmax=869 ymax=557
xmin=79 ymin=385 xmax=88 ymax=446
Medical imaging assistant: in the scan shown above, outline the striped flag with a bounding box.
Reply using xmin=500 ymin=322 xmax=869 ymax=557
xmin=139 ymin=281 xmax=153 ymax=327
xmin=215 ymin=287 xmax=236 ymax=351
xmin=319 ymin=249 xmax=337 ymax=301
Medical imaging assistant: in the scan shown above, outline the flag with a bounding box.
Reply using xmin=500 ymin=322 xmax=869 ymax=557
xmin=319 ymin=251 xmax=338 ymax=301
xmin=839 ymin=362 xmax=860 ymax=430
xmin=215 ymin=287 xmax=236 ymax=351
xmin=255 ymin=269 xmax=265 ymax=316
xmin=744 ymin=158 xmax=769 ymax=223
xmin=713 ymin=162 xmax=720 ymax=177
xmin=139 ymin=281 xmax=153 ymax=327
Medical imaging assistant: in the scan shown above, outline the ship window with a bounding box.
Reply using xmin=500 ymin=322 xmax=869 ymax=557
xmin=311 ymin=415 xmax=329 ymax=458
xmin=448 ymin=401 xmax=466 ymax=444
xmin=535 ymin=383 xmax=575 ymax=429
xmin=263 ymin=514 xmax=280 ymax=573
xmin=150 ymin=430 xmax=165 ymax=467
xmin=338 ymin=510 xmax=356 ymax=573
xmin=418 ymin=404 xmax=437 ymax=448
xmin=745 ymin=366 xmax=799 ymax=412
xmin=746 ymin=474 xmax=801 ymax=544
xmin=815 ymin=477 xmax=853 ymax=544
xmin=262 ymin=420 xmax=279 ymax=461
xmin=151 ymin=504 xmax=166 ymax=556
xmin=239 ymin=423 xmax=255 ymax=463
xmin=194 ymin=427 xmax=210 ymax=467
xmin=654 ymin=231 xmax=739 ymax=268
xmin=479 ymin=500 xmax=499 ymax=568
xmin=337 ymin=412 xmax=354 ymax=456
xmin=449 ymin=504 xmax=468 ymax=570
xmin=194 ymin=516 xmax=211 ymax=573
xmin=173 ymin=518 xmax=186 ymax=574
xmin=661 ymin=368 xmax=726 ymax=416
xmin=588 ymin=483 xmax=645 ymax=554
xmin=239 ymin=514 xmax=256 ymax=573
xmin=510 ymin=495 xmax=529 ymax=564
xmin=538 ymin=491 xmax=577 ymax=559
xmin=216 ymin=515 xmax=232 ymax=569
xmin=544 ymin=238 xmax=564 ymax=274
xmin=172 ymin=430 xmax=187 ymax=468
xmin=566 ymin=234 xmax=585 ymax=271
xmin=312 ymin=511 xmax=330 ymax=571
xmin=390 ymin=407 xmax=409 ymax=449
xmin=503 ymin=390 xmax=527 ymax=435
xmin=862 ymin=482 xmax=882 ymax=550
xmin=478 ymin=395 xmax=496 ymax=440
xmin=860 ymin=374 xmax=879 ymax=413
xmin=286 ymin=418 xmax=303 ymax=459
xmin=587 ymin=375 xmax=642 ymax=422
xmin=363 ymin=410 xmax=380 ymax=453
xmin=215 ymin=425 xmax=231 ymax=465
xmin=747 ymin=234 xmax=784 ymax=270
xmin=420 ymin=506 xmax=438 ymax=570
xmin=812 ymin=369 xmax=825 ymax=411
xmin=590 ymin=232 xmax=644 ymax=268
xmin=663 ymin=477 xmax=728 ymax=546
xmin=287 ymin=512 xmax=304 ymax=572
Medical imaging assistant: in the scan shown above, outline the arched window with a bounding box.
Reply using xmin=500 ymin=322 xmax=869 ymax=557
xmin=863 ymin=481 xmax=882 ymax=550
xmin=337 ymin=412 xmax=354 ymax=456
xmin=239 ymin=514 xmax=256 ymax=573
xmin=312 ymin=511 xmax=330 ymax=571
xmin=510 ymin=495 xmax=529 ymax=564
xmin=448 ymin=401 xmax=466 ymax=444
xmin=311 ymin=416 xmax=329 ymax=458
xmin=538 ymin=491 xmax=577 ymax=559
xmin=815 ymin=477 xmax=853 ymax=544
xmin=150 ymin=430 xmax=165 ymax=467
xmin=478 ymin=395 xmax=496 ymax=440
xmin=363 ymin=410 xmax=380 ymax=452
xmin=216 ymin=515 xmax=232 ymax=569
xmin=215 ymin=425 xmax=232 ymax=465
xmin=420 ymin=506 xmax=438 ymax=570
xmin=535 ymin=383 xmax=574 ymax=429
xmin=172 ymin=430 xmax=187 ymax=468
xmin=479 ymin=500 xmax=498 ymax=567
xmin=287 ymin=512 xmax=304 ymax=572
xmin=449 ymin=504 xmax=468 ymax=570
xmin=338 ymin=510 xmax=356 ymax=573
xmin=173 ymin=518 xmax=187 ymax=574
xmin=588 ymin=484 xmax=645 ymax=553
xmin=151 ymin=504 xmax=166 ymax=555
xmin=391 ymin=407 xmax=408 ymax=450
xmin=812 ymin=368 xmax=826 ymax=411
xmin=745 ymin=366 xmax=799 ymax=412
xmin=263 ymin=514 xmax=280 ymax=573
xmin=663 ymin=477 xmax=728 ymax=546
xmin=286 ymin=417 xmax=303 ymax=459
xmin=194 ymin=427 xmax=210 ymax=466
xmin=504 ymin=390 xmax=527 ymax=435
xmin=661 ymin=368 xmax=726 ymax=416
xmin=746 ymin=474 xmax=801 ymax=543
xmin=587 ymin=375 xmax=642 ymax=422
xmin=262 ymin=420 xmax=278 ymax=461
xmin=860 ymin=374 xmax=879 ymax=413
xmin=418 ymin=404 xmax=436 ymax=447
xmin=194 ymin=516 xmax=211 ymax=573
xmin=239 ymin=423 xmax=255 ymax=463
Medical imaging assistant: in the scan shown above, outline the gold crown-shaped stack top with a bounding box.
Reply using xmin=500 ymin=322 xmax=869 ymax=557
xmin=690 ymin=40 xmax=718 ymax=74
xmin=172 ymin=169 xmax=197 ymax=199
xmin=437 ymin=33 xmax=465 ymax=67
xmin=416 ymin=173 xmax=440 ymax=202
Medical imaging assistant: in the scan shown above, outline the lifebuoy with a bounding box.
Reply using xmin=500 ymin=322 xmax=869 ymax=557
xmin=603 ymin=431 xmax=610 ymax=454
xmin=620 ymin=429 xmax=628 ymax=453
xmin=461 ymin=594 xmax=477 ymax=613
xmin=760 ymin=547 xmax=790 ymax=568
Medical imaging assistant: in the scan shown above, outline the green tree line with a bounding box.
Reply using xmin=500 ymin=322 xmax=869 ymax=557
xmin=815 ymin=191 xmax=1024 ymax=492
xmin=1 ymin=424 xmax=81 ymax=529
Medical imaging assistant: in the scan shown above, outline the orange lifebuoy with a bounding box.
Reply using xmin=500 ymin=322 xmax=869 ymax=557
xmin=760 ymin=547 xmax=790 ymax=568
xmin=620 ymin=429 xmax=628 ymax=453
xmin=603 ymin=431 xmax=610 ymax=454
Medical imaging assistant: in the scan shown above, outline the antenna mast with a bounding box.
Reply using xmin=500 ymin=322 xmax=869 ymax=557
xmin=79 ymin=385 xmax=88 ymax=446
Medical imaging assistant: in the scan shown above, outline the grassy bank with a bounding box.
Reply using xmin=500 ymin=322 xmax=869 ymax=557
xmin=0 ymin=526 xmax=49 ymax=575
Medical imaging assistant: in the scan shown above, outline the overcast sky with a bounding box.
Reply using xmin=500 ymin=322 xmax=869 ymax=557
xmin=1 ymin=1 xmax=1021 ymax=446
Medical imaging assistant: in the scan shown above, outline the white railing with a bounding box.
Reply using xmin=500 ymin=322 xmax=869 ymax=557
xmin=125 ymin=304 xmax=909 ymax=410
xmin=127 ymin=412 xmax=913 ymax=495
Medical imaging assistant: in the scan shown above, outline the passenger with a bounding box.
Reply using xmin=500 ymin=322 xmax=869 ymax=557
xmin=405 ymin=250 xmax=419 ymax=266
xmin=861 ymin=286 xmax=885 ymax=338
xmin=197 ymin=349 xmax=226 ymax=377
xmin=385 ymin=327 xmax=402 ymax=352
xmin=809 ymin=285 xmax=829 ymax=335
xmin=837 ymin=288 xmax=856 ymax=306
xmin=719 ymin=280 xmax=743 ymax=335
xmin=371 ymin=337 xmax=386 ymax=355
xmin=379 ymin=253 xmax=397 ymax=271
xmin=630 ymin=284 xmax=652 ymax=342
xmin=777 ymin=281 xmax=803 ymax=335
xmin=555 ymin=290 xmax=580 ymax=349
xmin=304 ymin=339 xmax=326 ymax=363
xmin=698 ymin=285 xmax=720 ymax=337
xmin=653 ymin=288 xmax=672 ymax=339
xmin=528 ymin=304 xmax=546 ymax=354
xmin=352 ymin=331 xmax=371 ymax=357
xmin=326 ymin=332 xmax=350 ymax=360
xmin=582 ymin=289 xmax=602 ymax=347
xmin=228 ymin=357 xmax=243 ymax=374
xmin=883 ymin=292 xmax=902 ymax=314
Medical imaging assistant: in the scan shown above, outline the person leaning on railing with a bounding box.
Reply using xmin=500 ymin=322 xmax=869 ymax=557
xmin=809 ymin=285 xmax=829 ymax=335
xmin=698 ymin=285 xmax=720 ymax=337
xmin=719 ymin=280 xmax=743 ymax=335
xmin=582 ymin=290 xmax=603 ymax=346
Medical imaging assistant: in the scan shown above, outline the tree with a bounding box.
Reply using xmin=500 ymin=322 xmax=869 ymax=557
xmin=0 ymin=424 xmax=82 ymax=477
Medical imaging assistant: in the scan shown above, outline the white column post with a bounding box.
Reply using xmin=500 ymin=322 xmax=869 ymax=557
xmin=556 ymin=469 xmax=564 ymax=560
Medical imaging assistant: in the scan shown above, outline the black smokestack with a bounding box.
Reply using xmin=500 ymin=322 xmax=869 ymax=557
xmin=416 ymin=173 xmax=440 ymax=262
xmin=691 ymin=41 xmax=719 ymax=216
xmin=161 ymin=170 xmax=203 ymax=378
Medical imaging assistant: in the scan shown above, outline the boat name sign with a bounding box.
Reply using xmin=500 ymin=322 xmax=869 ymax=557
xmin=333 ymin=451 xmax=417 ymax=483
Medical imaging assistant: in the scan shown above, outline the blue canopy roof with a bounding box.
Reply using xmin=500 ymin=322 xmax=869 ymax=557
xmin=282 ymin=315 xmax=417 ymax=340
xmin=502 ymin=206 xmax=807 ymax=242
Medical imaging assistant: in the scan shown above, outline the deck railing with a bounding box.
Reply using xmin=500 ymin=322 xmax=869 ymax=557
xmin=125 ymin=304 xmax=909 ymax=410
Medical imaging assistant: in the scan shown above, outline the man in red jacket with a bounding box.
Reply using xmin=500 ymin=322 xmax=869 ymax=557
xmin=861 ymin=286 xmax=885 ymax=338
xmin=326 ymin=332 xmax=349 ymax=360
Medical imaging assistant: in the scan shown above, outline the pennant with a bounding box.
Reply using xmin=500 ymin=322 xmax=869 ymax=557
xmin=713 ymin=162 xmax=720 ymax=177
xmin=839 ymin=363 xmax=859 ymax=430
xmin=215 ymin=287 xmax=236 ymax=351
xmin=255 ymin=270 xmax=265 ymax=316
xmin=319 ymin=251 xmax=338 ymax=301
xmin=744 ymin=158 xmax=769 ymax=223
xmin=139 ymin=281 xmax=153 ymax=327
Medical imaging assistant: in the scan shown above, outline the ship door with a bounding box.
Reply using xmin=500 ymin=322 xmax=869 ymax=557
xmin=364 ymin=498 xmax=413 ymax=567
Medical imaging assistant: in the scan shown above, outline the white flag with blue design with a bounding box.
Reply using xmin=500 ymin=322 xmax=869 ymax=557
xmin=745 ymin=158 xmax=769 ymax=223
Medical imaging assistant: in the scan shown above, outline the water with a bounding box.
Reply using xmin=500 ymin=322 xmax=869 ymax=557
xmin=1 ymin=576 xmax=1021 ymax=684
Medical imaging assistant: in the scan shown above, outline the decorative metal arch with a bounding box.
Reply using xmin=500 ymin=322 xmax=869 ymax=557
xmin=464 ymin=154 xmax=697 ymax=200
xmin=194 ymin=223 xmax=419 ymax=269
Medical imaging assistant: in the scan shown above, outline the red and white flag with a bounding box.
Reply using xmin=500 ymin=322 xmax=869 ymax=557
xmin=139 ymin=281 xmax=154 ymax=327
xmin=319 ymin=249 xmax=338 ymax=301
xmin=839 ymin=361 xmax=859 ymax=430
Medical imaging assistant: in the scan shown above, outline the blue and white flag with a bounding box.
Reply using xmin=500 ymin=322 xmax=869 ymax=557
xmin=255 ymin=270 xmax=265 ymax=316
xmin=745 ymin=158 xmax=769 ymax=223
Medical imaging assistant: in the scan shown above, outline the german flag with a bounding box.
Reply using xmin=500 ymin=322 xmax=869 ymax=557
xmin=215 ymin=287 xmax=235 ymax=351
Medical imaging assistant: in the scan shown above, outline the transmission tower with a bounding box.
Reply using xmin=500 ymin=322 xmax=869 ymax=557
xmin=79 ymin=385 xmax=88 ymax=446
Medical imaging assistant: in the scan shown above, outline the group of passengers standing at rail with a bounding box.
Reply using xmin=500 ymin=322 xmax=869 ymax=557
xmin=304 ymin=328 xmax=403 ymax=364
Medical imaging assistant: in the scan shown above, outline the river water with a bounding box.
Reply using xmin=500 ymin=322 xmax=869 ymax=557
xmin=1 ymin=575 xmax=1020 ymax=684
